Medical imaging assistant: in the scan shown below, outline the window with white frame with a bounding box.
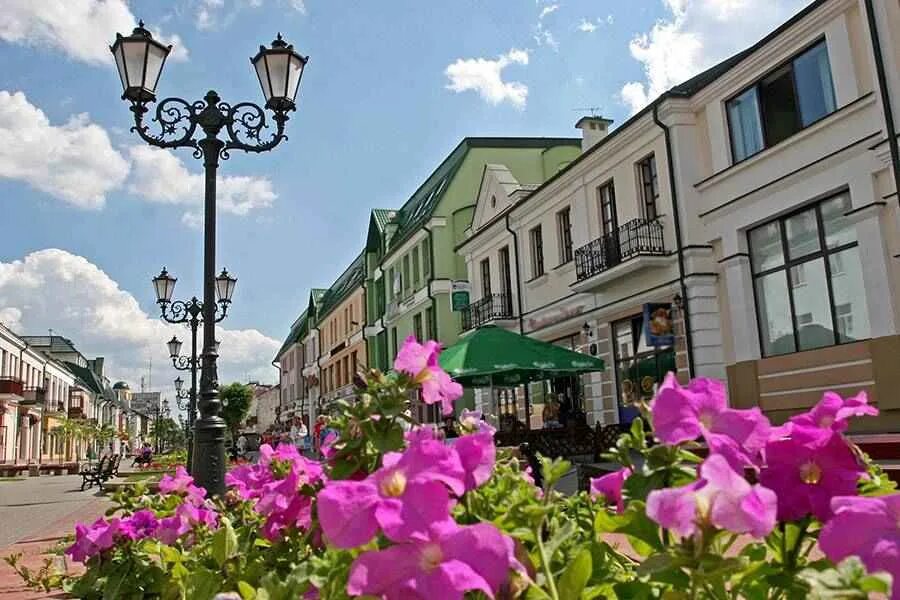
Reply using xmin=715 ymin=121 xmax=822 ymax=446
xmin=556 ymin=207 xmax=573 ymax=264
xmin=529 ymin=225 xmax=544 ymax=278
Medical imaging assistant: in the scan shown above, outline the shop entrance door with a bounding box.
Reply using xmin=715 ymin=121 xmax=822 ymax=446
xmin=612 ymin=314 xmax=675 ymax=424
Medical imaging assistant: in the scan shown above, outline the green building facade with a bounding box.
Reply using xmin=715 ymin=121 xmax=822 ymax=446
xmin=363 ymin=137 xmax=580 ymax=416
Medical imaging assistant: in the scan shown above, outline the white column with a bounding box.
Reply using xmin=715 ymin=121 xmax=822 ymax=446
xmin=685 ymin=275 xmax=727 ymax=380
xmin=721 ymin=254 xmax=761 ymax=362
xmin=846 ymin=174 xmax=896 ymax=336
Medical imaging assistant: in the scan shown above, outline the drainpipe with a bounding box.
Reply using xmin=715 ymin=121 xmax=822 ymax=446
xmin=423 ymin=224 xmax=438 ymax=340
xmin=653 ymin=102 xmax=696 ymax=377
xmin=504 ymin=214 xmax=526 ymax=334
xmin=504 ymin=213 xmax=531 ymax=427
xmin=863 ymin=0 xmax=900 ymax=208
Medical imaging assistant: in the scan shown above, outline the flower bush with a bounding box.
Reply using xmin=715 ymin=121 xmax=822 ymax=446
xmin=12 ymin=335 xmax=899 ymax=599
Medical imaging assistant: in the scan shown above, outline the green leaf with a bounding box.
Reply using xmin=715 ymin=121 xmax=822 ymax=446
xmin=594 ymin=502 xmax=661 ymax=557
xmin=525 ymin=585 xmax=554 ymax=600
xmin=237 ymin=581 xmax=256 ymax=600
xmin=558 ymin=548 xmax=591 ymax=600
xmin=635 ymin=552 xmax=677 ymax=577
xmin=544 ymin=520 xmax=576 ymax=562
xmin=210 ymin=516 xmax=238 ymax=568
xmin=798 ymin=556 xmax=892 ymax=599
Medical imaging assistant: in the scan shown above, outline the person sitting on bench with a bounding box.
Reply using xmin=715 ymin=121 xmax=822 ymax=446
xmin=131 ymin=443 xmax=153 ymax=468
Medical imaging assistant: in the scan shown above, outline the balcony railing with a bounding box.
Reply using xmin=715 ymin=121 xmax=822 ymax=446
xmin=22 ymin=387 xmax=46 ymax=405
xmin=462 ymin=293 xmax=514 ymax=330
xmin=574 ymin=218 xmax=666 ymax=282
xmin=68 ymin=406 xmax=85 ymax=419
xmin=0 ymin=377 xmax=24 ymax=396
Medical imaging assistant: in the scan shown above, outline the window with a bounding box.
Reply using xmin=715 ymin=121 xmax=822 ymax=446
xmin=598 ymin=182 xmax=617 ymax=236
xmin=422 ymin=239 xmax=431 ymax=278
xmin=727 ymin=40 xmax=836 ymax=162
xmin=412 ymin=247 xmax=421 ymax=288
xmin=637 ymin=155 xmax=659 ymax=220
xmin=480 ymin=258 xmax=492 ymax=297
xmin=390 ymin=327 xmax=398 ymax=360
xmin=529 ymin=226 xmax=544 ymax=278
xmin=413 ymin=313 xmax=423 ymax=341
xmin=556 ymin=207 xmax=573 ymax=264
xmin=343 ymin=356 xmax=349 ymax=386
xmin=387 ymin=267 xmax=396 ymax=300
xmin=425 ymin=306 xmax=435 ymax=339
xmin=351 ymin=351 xmax=358 ymax=377
xmin=403 ymin=255 xmax=411 ymax=296
xmin=498 ymin=246 xmax=512 ymax=313
xmin=349 ymin=303 xmax=355 ymax=329
xmin=335 ymin=361 xmax=342 ymax=389
xmin=344 ymin=308 xmax=349 ymax=334
xmin=749 ymin=193 xmax=869 ymax=357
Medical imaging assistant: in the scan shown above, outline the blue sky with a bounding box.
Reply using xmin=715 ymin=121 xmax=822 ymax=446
xmin=0 ymin=0 xmax=808 ymax=389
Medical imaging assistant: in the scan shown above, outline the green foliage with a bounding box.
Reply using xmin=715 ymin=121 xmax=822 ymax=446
xmin=220 ymin=382 xmax=255 ymax=439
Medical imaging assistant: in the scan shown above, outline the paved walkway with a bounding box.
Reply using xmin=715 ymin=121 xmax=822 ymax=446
xmin=0 ymin=475 xmax=110 ymax=599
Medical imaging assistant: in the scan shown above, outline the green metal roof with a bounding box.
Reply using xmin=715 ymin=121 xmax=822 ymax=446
xmin=316 ymin=253 xmax=365 ymax=322
xmin=63 ymin=361 xmax=105 ymax=396
xmin=274 ymin=309 xmax=308 ymax=362
xmin=372 ymin=209 xmax=395 ymax=231
xmin=384 ymin=137 xmax=580 ymax=259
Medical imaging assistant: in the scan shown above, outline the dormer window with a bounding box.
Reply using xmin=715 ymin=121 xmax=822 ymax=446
xmin=727 ymin=40 xmax=836 ymax=163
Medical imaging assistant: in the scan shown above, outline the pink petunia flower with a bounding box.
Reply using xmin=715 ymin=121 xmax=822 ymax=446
xmin=155 ymin=514 xmax=192 ymax=545
xmin=65 ymin=518 xmax=123 ymax=563
xmin=225 ymin=443 xmax=324 ymax=541
xmin=789 ymin=390 xmax=878 ymax=433
xmin=651 ymin=373 xmax=770 ymax=470
xmin=647 ymin=454 xmax=777 ymax=539
xmin=759 ymin=425 xmax=865 ymax=522
xmin=346 ymin=520 xmax=514 ymax=600
xmin=459 ymin=409 xmax=496 ymax=436
xmin=159 ymin=466 xmax=206 ymax=505
xmin=317 ymin=437 xmax=465 ymax=548
xmin=820 ymin=494 xmax=900 ymax=600
xmin=120 ymin=509 xmax=160 ymax=541
xmin=453 ymin=431 xmax=496 ymax=491
xmin=393 ymin=336 xmax=463 ymax=416
xmin=590 ymin=467 xmax=632 ymax=514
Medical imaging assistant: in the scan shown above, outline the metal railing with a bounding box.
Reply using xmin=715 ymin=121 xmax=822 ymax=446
xmin=574 ymin=218 xmax=666 ymax=281
xmin=461 ymin=293 xmax=514 ymax=330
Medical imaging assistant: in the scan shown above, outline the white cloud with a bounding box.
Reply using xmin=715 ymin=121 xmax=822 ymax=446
xmin=444 ymin=49 xmax=530 ymax=109
xmin=127 ymin=146 xmax=277 ymax=226
xmin=0 ymin=249 xmax=281 ymax=395
xmin=0 ymin=0 xmax=188 ymax=65
xmin=604 ymin=14 xmax=615 ymax=25
xmin=0 ymin=90 xmax=130 ymax=209
xmin=620 ymin=0 xmax=809 ymax=113
xmin=578 ymin=19 xmax=597 ymax=33
xmin=539 ymin=4 xmax=559 ymax=20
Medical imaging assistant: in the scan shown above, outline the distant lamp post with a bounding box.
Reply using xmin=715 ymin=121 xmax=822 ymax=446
xmin=117 ymin=21 xmax=306 ymax=494
xmin=154 ymin=268 xmax=235 ymax=475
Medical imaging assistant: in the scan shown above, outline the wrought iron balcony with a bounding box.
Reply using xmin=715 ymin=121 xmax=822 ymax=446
xmin=0 ymin=377 xmax=24 ymax=396
xmin=461 ymin=293 xmax=514 ymax=330
xmin=574 ymin=218 xmax=666 ymax=282
xmin=68 ymin=406 xmax=85 ymax=419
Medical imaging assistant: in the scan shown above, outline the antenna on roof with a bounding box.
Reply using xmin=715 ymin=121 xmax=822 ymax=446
xmin=573 ymin=107 xmax=602 ymax=116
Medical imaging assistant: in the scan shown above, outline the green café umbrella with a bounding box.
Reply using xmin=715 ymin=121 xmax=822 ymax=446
xmin=439 ymin=325 xmax=605 ymax=387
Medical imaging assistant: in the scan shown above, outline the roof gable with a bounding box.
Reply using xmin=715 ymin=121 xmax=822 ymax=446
xmin=317 ymin=253 xmax=365 ymax=322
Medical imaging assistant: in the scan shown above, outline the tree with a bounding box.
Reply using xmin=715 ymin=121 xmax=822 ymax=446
xmin=220 ymin=382 xmax=254 ymax=445
xmin=149 ymin=417 xmax=185 ymax=452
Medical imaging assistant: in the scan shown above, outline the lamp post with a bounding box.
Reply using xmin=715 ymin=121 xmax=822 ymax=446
xmin=115 ymin=21 xmax=306 ymax=495
xmin=154 ymin=398 xmax=170 ymax=454
xmin=169 ymin=336 xmax=220 ymax=470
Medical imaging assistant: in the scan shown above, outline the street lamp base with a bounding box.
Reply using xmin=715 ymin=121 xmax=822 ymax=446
xmin=191 ymin=415 xmax=227 ymax=496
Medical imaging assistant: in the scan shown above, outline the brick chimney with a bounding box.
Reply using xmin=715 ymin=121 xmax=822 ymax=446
xmin=575 ymin=116 xmax=613 ymax=152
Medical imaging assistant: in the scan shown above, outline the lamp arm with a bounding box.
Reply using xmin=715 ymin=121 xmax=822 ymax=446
xmin=220 ymin=101 xmax=289 ymax=159
xmin=171 ymin=354 xmax=198 ymax=371
xmin=130 ymin=97 xmax=203 ymax=156
xmin=160 ymin=299 xmax=192 ymax=324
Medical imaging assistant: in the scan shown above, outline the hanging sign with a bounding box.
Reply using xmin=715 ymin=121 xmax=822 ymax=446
xmin=451 ymin=280 xmax=471 ymax=311
xmin=643 ymin=303 xmax=674 ymax=347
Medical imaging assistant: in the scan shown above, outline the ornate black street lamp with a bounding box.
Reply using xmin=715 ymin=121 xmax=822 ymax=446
xmin=152 ymin=267 xmax=235 ymax=490
xmin=115 ymin=21 xmax=307 ymax=494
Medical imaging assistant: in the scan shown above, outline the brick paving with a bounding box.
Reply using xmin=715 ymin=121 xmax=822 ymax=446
xmin=0 ymin=476 xmax=110 ymax=599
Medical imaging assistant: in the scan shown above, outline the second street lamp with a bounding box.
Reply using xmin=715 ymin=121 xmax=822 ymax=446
xmin=152 ymin=267 xmax=235 ymax=491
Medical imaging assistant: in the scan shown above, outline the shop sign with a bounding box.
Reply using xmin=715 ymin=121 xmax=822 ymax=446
xmin=451 ymin=280 xmax=471 ymax=311
xmin=643 ymin=303 xmax=674 ymax=346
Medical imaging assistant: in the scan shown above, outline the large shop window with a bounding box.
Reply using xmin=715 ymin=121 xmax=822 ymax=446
xmin=613 ymin=315 xmax=674 ymax=424
xmin=749 ymin=193 xmax=869 ymax=357
xmin=727 ymin=40 xmax=836 ymax=162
